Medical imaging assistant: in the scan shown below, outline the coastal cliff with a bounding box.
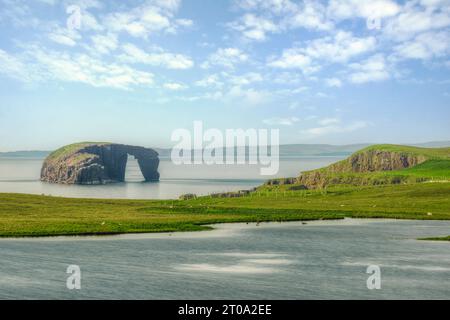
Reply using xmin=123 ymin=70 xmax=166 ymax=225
xmin=266 ymin=145 xmax=450 ymax=189
xmin=41 ymin=142 xmax=160 ymax=184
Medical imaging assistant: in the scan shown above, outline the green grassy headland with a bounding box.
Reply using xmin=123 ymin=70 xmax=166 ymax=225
xmin=0 ymin=144 xmax=448 ymax=238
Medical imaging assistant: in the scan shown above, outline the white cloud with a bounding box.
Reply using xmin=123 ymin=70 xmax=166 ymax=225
xmin=69 ymin=0 xmax=103 ymax=10
xmin=348 ymin=54 xmax=390 ymax=84
xmin=228 ymin=13 xmax=279 ymax=41
xmin=48 ymin=27 xmax=80 ymax=47
xmin=268 ymin=31 xmax=376 ymax=74
xmin=176 ymin=18 xmax=193 ymax=27
xmin=303 ymin=31 xmax=377 ymax=63
xmin=36 ymin=0 xmax=58 ymax=5
xmin=103 ymin=0 xmax=187 ymax=38
xmin=290 ymin=86 xmax=309 ymax=94
xmin=194 ymin=74 xmax=224 ymax=88
xmin=90 ymin=33 xmax=118 ymax=54
xmin=194 ymin=72 xmax=262 ymax=89
xmin=3 ymin=45 xmax=154 ymax=90
xmin=230 ymin=0 xmax=333 ymax=41
xmin=48 ymin=33 xmax=77 ymax=46
xmin=163 ymin=82 xmax=187 ymax=90
xmin=315 ymin=91 xmax=329 ymax=98
xmin=178 ymin=91 xmax=224 ymax=102
xmin=234 ymin=0 xmax=296 ymax=13
xmin=325 ymin=78 xmax=342 ymax=87
xmin=0 ymin=0 xmax=40 ymax=28
xmin=304 ymin=120 xmax=368 ymax=136
xmin=318 ymin=118 xmax=340 ymax=125
xmin=271 ymin=72 xmax=303 ymax=85
xmin=383 ymin=1 xmax=450 ymax=41
xmin=268 ymin=49 xmax=315 ymax=72
xmin=287 ymin=0 xmax=333 ymax=31
xmin=120 ymin=43 xmax=194 ymax=69
xmin=0 ymin=49 xmax=34 ymax=81
xmin=150 ymin=0 xmax=181 ymax=11
xmin=34 ymin=49 xmax=153 ymax=89
xmin=328 ymin=0 xmax=400 ymax=20
xmin=263 ymin=117 xmax=299 ymax=126
xmin=393 ymin=31 xmax=450 ymax=60
xmin=229 ymin=72 xmax=263 ymax=86
xmin=202 ymin=48 xmax=249 ymax=69
xmin=228 ymin=86 xmax=271 ymax=106
xmin=80 ymin=11 xmax=104 ymax=32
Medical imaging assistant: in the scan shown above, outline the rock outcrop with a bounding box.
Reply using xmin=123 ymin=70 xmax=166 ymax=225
xmin=294 ymin=149 xmax=428 ymax=189
xmin=322 ymin=149 xmax=427 ymax=173
xmin=266 ymin=146 xmax=431 ymax=189
xmin=41 ymin=143 xmax=160 ymax=184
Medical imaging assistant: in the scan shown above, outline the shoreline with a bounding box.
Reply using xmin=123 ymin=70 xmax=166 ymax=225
xmin=1 ymin=217 xmax=450 ymax=241
xmin=1 ymin=182 xmax=449 ymax=239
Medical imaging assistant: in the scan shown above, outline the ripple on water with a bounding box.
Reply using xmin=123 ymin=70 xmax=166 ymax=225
xmin=174 ymin=252 xmax=295 ymax=274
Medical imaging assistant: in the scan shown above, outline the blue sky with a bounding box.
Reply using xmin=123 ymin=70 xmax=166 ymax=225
xmin=0 ymin=0 xmax=449 ymax=151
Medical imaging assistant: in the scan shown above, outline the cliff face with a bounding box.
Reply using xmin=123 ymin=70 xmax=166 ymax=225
xmin=297 ymin=149 xmax=428 ymax=189
xmin=325 ymin=150 xmax=427 ymax=173
xmin=41 ymin=143 xmax=160 ymax=185
xmin=266 ymin=147 xmax=431 ymax=189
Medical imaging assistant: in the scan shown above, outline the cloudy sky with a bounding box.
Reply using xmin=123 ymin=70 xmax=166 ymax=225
xmin=0 ymin=0 xmax=449 ymax=151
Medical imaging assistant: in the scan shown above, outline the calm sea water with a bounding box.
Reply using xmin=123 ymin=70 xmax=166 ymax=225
xmin=0 ymin=219 xmax=449 ymax=299
xmin=0 ymin=157 xmax=343 ymax=199
xmin=1 ymin=158 xmax=449 ymax=299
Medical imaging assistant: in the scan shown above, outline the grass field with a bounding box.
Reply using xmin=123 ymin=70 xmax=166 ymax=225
xmin=419 ymin=236 xmax=450 ymax=241
xmin=1 ymin=144 xmax=448 ymax=238
xmin=0 ymin=182 xmax=449 ymax=237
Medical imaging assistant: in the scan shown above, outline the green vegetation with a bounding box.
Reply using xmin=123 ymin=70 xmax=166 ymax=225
xmin=355 ymin=144 xmax=450 ymax=159
xmin=0 ymin=182 xmax=449 ymax=237
xmin=1 ymin=144 xmax=448 ymax=238
xmin=285 ymin=159 xmax=450 ymax=187
xmin=392 ymin=159 xmax=450 ymax=178
xmin=46 ymin=142 xmax=109 ymax=162
xmin=267 ymin=144 xmax=450 ymax=189
xmin=308 ymin=145 xmax=450 ymax=177
xmin=419 ymin=236 xmax=450 ymax=241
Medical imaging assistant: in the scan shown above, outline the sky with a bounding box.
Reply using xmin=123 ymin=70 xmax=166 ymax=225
xmin=0 ymin=0 xmax=449 ymax=151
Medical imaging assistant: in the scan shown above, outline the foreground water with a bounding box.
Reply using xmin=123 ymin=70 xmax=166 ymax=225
xmin=0 ymin=157 xmax=343 ymax=199
xmin=0 ymin=219 xmax=449 ymax=299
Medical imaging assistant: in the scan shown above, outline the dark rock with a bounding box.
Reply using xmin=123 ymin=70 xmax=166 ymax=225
xmin=179 ymin=193 xmax=197 ymax=200
xmin=288 ymin=185 xmax=308 ymax=190
xmin=41 ymin=142 xmax=160 ymax=184
xmin=265 ymin=177 xmax=297 ymax=186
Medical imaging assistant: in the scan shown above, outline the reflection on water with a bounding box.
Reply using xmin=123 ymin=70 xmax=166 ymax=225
xmin=0 ymin=219 xmax=449 ymax=299
xmin=0 ymin=156 xmax=343 ymax=199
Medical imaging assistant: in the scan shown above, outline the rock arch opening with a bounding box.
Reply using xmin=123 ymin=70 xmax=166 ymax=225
xmin=100 ymin=145 xmax=160 ymax=183
xmin=124 ymin=155 xmax=145 ymax=182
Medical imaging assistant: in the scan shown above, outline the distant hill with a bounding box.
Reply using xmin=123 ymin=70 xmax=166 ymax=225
xmin=155 ymin=142 xmax=450 ymax=158
xmin=277 ymin=143 xmax=370 ymax=156
xmin=411 ymin=141 xmax=450 ymax=148
xmin=2 ymin=141 xmax=449 ymax=159
xmin=0 ymin=151 xmax=51 ymax=158
xmin=154 ymin=144 xmax=370 ymax=158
